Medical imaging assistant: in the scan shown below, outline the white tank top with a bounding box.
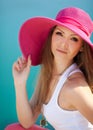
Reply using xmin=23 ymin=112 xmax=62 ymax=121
xmin=42 ymin=63 xmax=93 ymax=130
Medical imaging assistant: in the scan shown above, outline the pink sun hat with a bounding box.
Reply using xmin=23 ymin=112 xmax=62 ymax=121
xmin=19 ymin=7 xmax=93 ymax=66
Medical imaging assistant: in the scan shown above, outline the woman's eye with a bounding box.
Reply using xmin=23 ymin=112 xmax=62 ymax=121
xmin=71 ymin=37 xmax=78 ymax=42
xmin=56 ymin=31 xmax=63 ymax=36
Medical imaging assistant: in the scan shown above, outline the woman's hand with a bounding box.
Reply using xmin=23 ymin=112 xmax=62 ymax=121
xmin=12 ymin=55 xmax=31 ymax=87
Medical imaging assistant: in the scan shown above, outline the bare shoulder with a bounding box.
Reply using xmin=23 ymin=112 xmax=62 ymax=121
xmin=65 ymin=72 xmax=93 ymax=101
xmin=64 ymin=72 xmax=93 ymax=123
xmin=63 ymin=71 xmax=93 ymax=110
xmin=65 ymin=72 xmax=92 ymax=98
xmin=61 ymin=72 xmax=91 ymax=105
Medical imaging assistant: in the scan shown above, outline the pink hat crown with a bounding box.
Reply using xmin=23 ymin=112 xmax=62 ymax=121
xmin=56 ymin=7 xmax=93 ymax=37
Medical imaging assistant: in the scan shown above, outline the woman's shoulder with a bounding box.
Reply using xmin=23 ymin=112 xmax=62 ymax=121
xmin=63 ymin=72 xmax=93 ymax=124
xmin=64 ymin=71 xmax=93 ymax=105
xmin=67 ymin=71 xmax=88 ymax=87
xmin=63 ymin=71 xmax=91 ymax=100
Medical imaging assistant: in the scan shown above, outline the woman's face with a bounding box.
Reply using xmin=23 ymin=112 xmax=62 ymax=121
xmin=51 ymin=26 xmax=83 ymax=63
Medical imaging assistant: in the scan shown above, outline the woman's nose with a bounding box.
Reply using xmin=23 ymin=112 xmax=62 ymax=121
xmin=60 ymin=38 xmax=68 ymax=48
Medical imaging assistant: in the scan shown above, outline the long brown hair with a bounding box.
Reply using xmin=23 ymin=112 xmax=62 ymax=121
xmin=31 ymin=26 xmax=93 ymax=113
xmin=74 ymin=42 xmax=93 ymax=92
xmin=31 ymin=26 xmax=55 ymax=113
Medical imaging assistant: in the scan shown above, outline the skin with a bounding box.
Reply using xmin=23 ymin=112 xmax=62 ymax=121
xmin=13 ymin=26 xmax=93 ymax=128
xmin=51 ymin=26 xmax=83 ymax=73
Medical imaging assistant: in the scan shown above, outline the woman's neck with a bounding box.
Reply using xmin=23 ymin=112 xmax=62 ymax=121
xmin=53 ymin=60 xmax=73 ymax=76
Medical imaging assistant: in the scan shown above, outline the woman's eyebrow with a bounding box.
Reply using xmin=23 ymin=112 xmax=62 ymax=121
xmin=56 ymin=27 xmax=64 ymax=34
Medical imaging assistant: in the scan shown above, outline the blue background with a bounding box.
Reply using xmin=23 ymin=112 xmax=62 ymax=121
xmin=0 ymin=0 xmax=93 ymax=130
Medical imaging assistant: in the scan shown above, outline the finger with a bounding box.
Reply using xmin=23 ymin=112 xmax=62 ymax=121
xmin=21 ymin=56 xmax=26 ymax=63
xmin=13 ymin=62 xmax=21 ymax=72
xmin=27 ymin=55 xmax=31 ymax=67
xmin=17 ymin=57 xmax=23 ymax=65
xmin=17 ymin=57 xmax=27 ymax=69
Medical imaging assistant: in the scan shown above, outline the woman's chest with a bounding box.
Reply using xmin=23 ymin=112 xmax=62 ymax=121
xmin=45 ymin=78 xmax=77 ymax=111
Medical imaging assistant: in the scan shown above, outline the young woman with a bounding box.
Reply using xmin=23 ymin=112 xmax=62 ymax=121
xmin=5 ymin=7 xmax=93 ymax=130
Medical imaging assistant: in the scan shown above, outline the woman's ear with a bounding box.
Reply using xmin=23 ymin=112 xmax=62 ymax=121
xmin=80 ymin=46 xmax=84 ymax=52
xmin=80 ymin=42 xmax=84 ymax=52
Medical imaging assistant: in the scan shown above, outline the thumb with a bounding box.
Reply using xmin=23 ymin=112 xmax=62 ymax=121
xmin=27 ymin=55 xmax=31 ymax=67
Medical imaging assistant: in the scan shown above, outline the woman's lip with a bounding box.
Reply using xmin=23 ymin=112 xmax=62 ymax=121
xmin=56 ymin=49 xmax=67 ymax=54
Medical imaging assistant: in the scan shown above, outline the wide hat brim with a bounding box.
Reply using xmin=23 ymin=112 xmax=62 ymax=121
xmin=19 ymin=17 xmax=93 ymax=66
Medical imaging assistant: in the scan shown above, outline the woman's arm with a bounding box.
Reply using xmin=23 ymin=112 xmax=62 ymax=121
xmin=67 ymin=76 xmax=93 ymax=124
xmin=12 ymin=56 xmax=40 ymax=128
